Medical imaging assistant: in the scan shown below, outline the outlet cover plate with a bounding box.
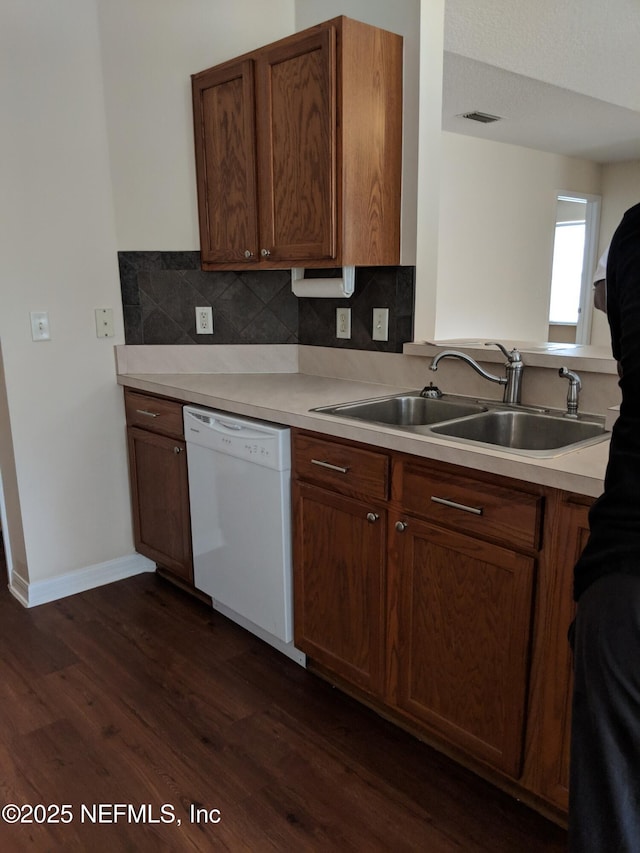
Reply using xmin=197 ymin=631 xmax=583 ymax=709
xmin=196 ymin=306 xmax=213 ymax=334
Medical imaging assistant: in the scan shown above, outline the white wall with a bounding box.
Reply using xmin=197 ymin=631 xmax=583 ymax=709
xmin=0 ymin=0 xmax=132 ymax=583
xmin=590 ymin=160 xmax=640 ymax=347
xmin=98 ymin=0 xmax=295 ymax=251
xmin=434 ymin=132 xmax=602 ymax=341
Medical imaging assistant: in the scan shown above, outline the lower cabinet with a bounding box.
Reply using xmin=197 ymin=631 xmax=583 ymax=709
xmin=533 ymin=494 xmax=591 ymax=812
xmin=124 ymin=389 xmax=193 ymax=584
xmin=292 ymin=427 xmax=589 ymax=821
xmin=292 ymin=482 xmax=386 ymax=696
xmin=292 ymin=430 xmax=389 ymax=696
xmin=388 ymin=514 xmax=535 ymax=777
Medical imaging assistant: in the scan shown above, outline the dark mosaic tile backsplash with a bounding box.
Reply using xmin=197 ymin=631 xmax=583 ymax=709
xmin=118 ymin=252 xmax=415 ymax=353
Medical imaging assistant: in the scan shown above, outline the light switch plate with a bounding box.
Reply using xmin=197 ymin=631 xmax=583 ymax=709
xmin=30 ymin=311 xmax=51 ymax=341
xmin=336 ymin=307 xmax=351 ymax=339
xmin=372 ymin=308 xmax=389 ymax=341
xmin=95 ymin=308 xmax=115 ymax=338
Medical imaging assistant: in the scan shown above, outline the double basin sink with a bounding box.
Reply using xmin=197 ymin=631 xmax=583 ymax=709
xmin=313 ymin=392 xmax=609 ymax=457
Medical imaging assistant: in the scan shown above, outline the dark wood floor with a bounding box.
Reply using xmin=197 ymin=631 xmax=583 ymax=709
xmin=0 ymin=555 xmax=567 ymax=851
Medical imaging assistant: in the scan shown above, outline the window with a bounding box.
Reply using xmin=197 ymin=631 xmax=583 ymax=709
xmin=549 ymin=219 xmax=586 ymax=324
xmin=548 ymin=193 xmax=601 ymax=344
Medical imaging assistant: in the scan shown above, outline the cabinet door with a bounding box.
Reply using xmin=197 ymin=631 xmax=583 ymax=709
xmin=537 ymin=497 xmax=589 ymax=811
xmin=127 ymin=426 xmax=193 ymax=582
xmin=192 ymin=59 xmax=260 ymax=265
xmin=388 ymin=515 xmax=535 ymax=777
xmin=255 ymin=26 xmax=337 ymax=263
xmin=293 ymin=482 xmax=385 ymax=695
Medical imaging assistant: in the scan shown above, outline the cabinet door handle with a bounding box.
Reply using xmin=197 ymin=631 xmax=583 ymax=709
xmin=395 ymin=520 xmax=408 ymax=532
xmin=136 ymin=409 xmax=159 ymax=418
xmin=244 ymin=250 xmax=254 ymax=259
xmin=366 ymin=512 xmax=379 ymax=523
xmin=311 ymin=459 xmax=349 ymax=474
xmin=173 ymin=446 xmax=182 ymax=454
xmin=431 ymin=495 xmax=483 ymax=516
xmin=260 ymin=248 xmax=271 ymax=258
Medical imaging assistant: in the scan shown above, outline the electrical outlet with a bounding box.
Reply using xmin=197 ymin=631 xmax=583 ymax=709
xmin=336 ymin=307 xmax=351 ymax=339
xmin=195 ymin=306 xmax=213 ymax=335
xmin=372 ymin=307 xmax=389 ymax=341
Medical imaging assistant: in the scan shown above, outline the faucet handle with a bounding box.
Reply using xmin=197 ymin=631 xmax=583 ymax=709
xmin=485 ymin=342 xmax=522 ymax=363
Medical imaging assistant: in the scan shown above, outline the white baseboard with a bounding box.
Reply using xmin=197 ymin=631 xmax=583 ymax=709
xmin=9 ymin=552 xmax=154 ymax=608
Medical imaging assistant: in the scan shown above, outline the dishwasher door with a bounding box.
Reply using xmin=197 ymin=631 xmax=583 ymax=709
xmin=183 ymin=406 xmax=293 ymax=644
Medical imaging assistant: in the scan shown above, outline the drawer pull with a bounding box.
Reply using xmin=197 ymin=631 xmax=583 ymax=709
xmin=431 ymin=495 xmax=483 ymax=516
xmin=366 ymin=512 xmax=379 ymax=523
xmin=395 ymin=520 xmax=408 ymax=532
xmin=136 ymin=409 xmax=160 ymax=418
xmin=311 ymin=459 xmax=350 ymax=475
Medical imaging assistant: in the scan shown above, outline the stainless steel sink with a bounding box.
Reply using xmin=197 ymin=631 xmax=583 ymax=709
xmin=312 ymin=391 xmax=609 ymax=457
xmin=313 ymin=393 xmax=487 ymax=426
xmin=430 ymin=409 xmax=607 ymax=454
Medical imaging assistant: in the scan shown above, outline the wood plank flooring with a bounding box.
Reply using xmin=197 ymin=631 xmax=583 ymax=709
xmin=0 ymin=560 xmax=567 ymax=851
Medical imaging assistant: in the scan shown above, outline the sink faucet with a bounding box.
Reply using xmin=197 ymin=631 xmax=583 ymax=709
xmin=429 ymin=342 xmax=524 ymax=405
xmin=558 ymin=367 xmax=581 ymax=417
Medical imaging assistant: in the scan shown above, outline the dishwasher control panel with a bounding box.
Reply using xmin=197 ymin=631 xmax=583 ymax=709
xmin=183 ymin=406 xmax=291 ymax=471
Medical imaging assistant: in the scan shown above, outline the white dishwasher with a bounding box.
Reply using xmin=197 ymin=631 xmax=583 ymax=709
xmin=183 ymin=405 xmax=304 ymax=666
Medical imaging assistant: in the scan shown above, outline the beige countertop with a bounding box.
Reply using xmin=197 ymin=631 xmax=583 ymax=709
xmin=117 ymin=371 xmax=609 ymax=498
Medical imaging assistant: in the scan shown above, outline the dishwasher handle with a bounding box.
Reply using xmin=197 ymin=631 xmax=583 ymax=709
xmin=187 ymin=411 xmax=239 ymax=429
xmin=185 ymin=409 xmax=276 ymax=441
xmin=212 ymin=417 xmax=243 ymax=431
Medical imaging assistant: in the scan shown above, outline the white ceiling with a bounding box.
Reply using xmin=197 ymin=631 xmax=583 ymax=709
xmin=442 ymin=0 xmax=640 ymax=163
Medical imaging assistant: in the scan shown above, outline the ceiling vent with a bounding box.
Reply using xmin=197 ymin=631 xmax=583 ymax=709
xmin=459 ymin=111 xmax=502 ymax=124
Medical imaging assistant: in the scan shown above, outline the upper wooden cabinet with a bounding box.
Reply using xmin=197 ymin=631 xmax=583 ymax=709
xmin=191 ymin=59 xmax=260 ymax=267
xmin=191 ymin=17 xmax=403 ymax=270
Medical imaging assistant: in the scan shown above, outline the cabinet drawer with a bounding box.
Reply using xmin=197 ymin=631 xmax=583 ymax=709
xmin=293 ymin=432 xmax=389 ymax=500
xmin=124 ymin=390 xmax=184 ymax=439
xmin=399 ymin=458 xmax=543 ymax=551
